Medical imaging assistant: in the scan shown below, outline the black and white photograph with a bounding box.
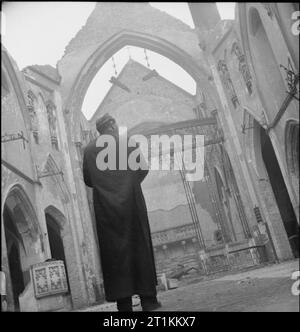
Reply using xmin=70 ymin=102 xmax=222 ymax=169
xmin=1 ymin=1 xmax=299 ymax=317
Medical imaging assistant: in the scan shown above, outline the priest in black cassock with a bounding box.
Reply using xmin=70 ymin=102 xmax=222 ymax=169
xmin=82 ymin=113 xmax=161 ymax=312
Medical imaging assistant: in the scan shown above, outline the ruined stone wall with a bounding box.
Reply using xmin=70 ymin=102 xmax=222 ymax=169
xmin=2 ymin=52 xmax=46 ymax=311
xmin=57 ymin=2 xmax=211 ymax=120
xmin=1 ymin=50 xmax=102 ymax=310
xmin=1 ymin=68 xmax=35 ymax=182
xmin=3 ymin=3 xmax=298 ymax=313
xmin=237 ymin=3 xmax=299 ymax=217
xmin=190 ymin=2 xmax=298 ymax=260
xmin=64 ymin=3 xmax=196 ymax=58
xmin=238 ymin=3 xmax=299 ymax=260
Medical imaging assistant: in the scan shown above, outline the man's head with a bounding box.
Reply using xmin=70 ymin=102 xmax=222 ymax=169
xmin=96 ymin=113 xmax=118 ymax=136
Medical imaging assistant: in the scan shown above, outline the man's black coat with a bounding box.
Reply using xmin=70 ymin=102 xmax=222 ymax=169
xmin=82 ymin=135 xmax=157 ymax=301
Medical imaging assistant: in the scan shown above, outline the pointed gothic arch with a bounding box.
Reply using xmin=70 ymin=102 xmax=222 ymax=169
xmin=61 ymin=29 xmax=219 ymax=141
xmin=44 ymin=205 xmax=67 ymax=230
xmin=37 ymin=91 xmax=46 ymax=105
xmin=2 ymin=184 xmax=41 ymax=311
xmin=242 ymin=109 xmax=298 ymax=259
xmin=238 ymin=3 xmax=298 ymax=128
xmin=3 ymin=184 xmax=41 ymax=243
xmin=2 ymin=49 xmax=32 ymax=134
xmin=44 ymin=205 xmax=72 ymax=297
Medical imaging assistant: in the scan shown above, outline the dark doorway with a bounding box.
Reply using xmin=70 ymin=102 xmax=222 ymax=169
xmin=45 ymin=213 xmax=66 ymax=262
xmin=260 ymin=126 xmax=299 ymax=257
xmin=8 ymin=243 xmax=24 ymax=311
xmin=3 ymin=205 xmax=25 ymax=311
xmin=45 ymin=213 xmax=70 ymax=291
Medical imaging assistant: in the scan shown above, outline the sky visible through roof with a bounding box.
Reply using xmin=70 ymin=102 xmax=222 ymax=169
xmin=1 ymin=2 xmax=236 ymax=120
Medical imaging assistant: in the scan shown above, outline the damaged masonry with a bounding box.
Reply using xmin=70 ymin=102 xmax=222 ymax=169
xmin=1 ymin=2 xmax=299 ymax=312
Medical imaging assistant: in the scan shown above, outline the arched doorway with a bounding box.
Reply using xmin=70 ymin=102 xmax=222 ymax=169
xmin=45 ymin=213 xmax=66 ymax=263
xmin=3 ymin=206 xmax=25 ymax=311
xmin=260 ymin=126 xmax=299 ymax=257
xmin=8 ymin=243 xmax=24 ymax=310
xmin=44 ymin=210 xmax=71 ymax=292
xmin=2 ymin=186 xmax=40 ymax=311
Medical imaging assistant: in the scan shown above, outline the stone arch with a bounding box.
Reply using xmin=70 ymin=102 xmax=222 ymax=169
xmin=242 ymin=108 xmax=268 ymax=181
xmin=242 ymin=109 xmax=297 ymax=259
xmin=2 ymin=48 xmax=38 ymax=177
xmin=3 ymin=184 xmax=41 ymax=244
xmin=44 ymin=205 xmax=72 ymax=298
xmin=1 ymin=48 xmax=32 ymax=134
xmin=58 ymin=31 xmax=222 ymax=282
xmin=235 ymin=11 xmax=298 ymax=224
xmin=242 ymin=109 xmax=268 ymax=179
xmin=44 ymin=205 xmax=67 ymax=231
xmin=33 ymin=93 xmax=46 ymax=117
xmin=37 ymin=92 xmax=46 ymax=105
xmin=44 ymin=205 xmax=68 ymax=257
xmin=247 ymin=6 xmax=287 ymax=120
xmin=40 ymin=159 xmax=90 ymax=306
xmin=272 ymin=3 xmax=299 ymax=71
xmin=2 ymin=184 xmax=41 ymax=311
xmin=61 ymin=29 xmax=218 ymax=142
xmin=238 ymin=4 xmax=297 ymax=126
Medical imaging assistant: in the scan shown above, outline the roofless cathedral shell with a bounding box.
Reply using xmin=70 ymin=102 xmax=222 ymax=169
xmin=1 ymin=3 xmax=299 ymax=311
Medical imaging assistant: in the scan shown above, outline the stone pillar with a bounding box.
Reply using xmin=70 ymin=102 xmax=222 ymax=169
xmin=51 ymin=91 xmax=91 ymax=308
xmin=188 ymin=3 xmax=221 ymax=31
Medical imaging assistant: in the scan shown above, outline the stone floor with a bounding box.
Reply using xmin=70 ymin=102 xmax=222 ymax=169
xmin=74 ymin=260 xmax=299 ymax=312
